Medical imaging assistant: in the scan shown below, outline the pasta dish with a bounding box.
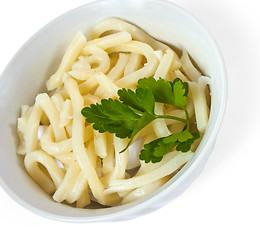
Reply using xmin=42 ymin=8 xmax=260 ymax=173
xmin=17 ymin=18 xmax=211 ymax=208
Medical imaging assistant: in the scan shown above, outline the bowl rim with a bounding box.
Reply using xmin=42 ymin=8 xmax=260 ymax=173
xmin=0 ymin=0 xmax=227 ymax=222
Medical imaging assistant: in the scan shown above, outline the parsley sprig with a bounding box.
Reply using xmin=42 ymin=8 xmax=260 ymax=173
xmin=81 ymin=77 xmax=200 ymax=163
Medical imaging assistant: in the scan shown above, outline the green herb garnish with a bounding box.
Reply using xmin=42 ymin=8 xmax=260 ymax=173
xmin=81 ymin=77 xmax=200 ymax=163
xmin=140 ymin=129 xmax=200 ymax=163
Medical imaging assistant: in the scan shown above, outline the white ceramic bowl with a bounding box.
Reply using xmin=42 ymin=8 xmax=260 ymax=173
xmin=0 ymin=0 xmax=226 ymax=222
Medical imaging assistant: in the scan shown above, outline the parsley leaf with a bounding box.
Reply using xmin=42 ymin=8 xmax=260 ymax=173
xmin=172 ymin=78 xmax=189 ymax=108
xmin=137 ymin=77 xmax=188 ymax=108
xmin=137 ymin=77 xmax=175 ymax=105
xmin=140 ymin=130 xmax=200 ymax=163
xmin=138 ymin=138 xmax=164 ymax=163
xmin=81 ymin=98 xmax=141 ymax=138
xmin=176 ymin=131 xmax=200 ymax=152
xmin=118 ymin=88 xmax=155 ymax=114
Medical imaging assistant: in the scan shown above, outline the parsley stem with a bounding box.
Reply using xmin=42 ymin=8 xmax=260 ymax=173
xmin=155 ymin=114 xmax=187 ymax=123
xmin=184 ymin=108 xmax=190 ymax=129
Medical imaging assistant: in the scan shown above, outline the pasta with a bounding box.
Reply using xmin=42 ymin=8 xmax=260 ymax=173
xmin=17 ymin=17 xmax=211 ymax=208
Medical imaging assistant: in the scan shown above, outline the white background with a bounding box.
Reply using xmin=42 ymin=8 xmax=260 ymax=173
xmin=0 ymin=0 xmax=259 ymax=239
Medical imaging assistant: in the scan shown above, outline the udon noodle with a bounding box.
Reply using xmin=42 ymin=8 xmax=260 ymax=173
xmin=17 ymin=18 xmax=211 ymax=207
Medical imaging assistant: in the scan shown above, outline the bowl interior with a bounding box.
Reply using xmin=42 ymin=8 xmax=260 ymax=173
xmin=0 ymin=0 xmax=226 ymax=222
